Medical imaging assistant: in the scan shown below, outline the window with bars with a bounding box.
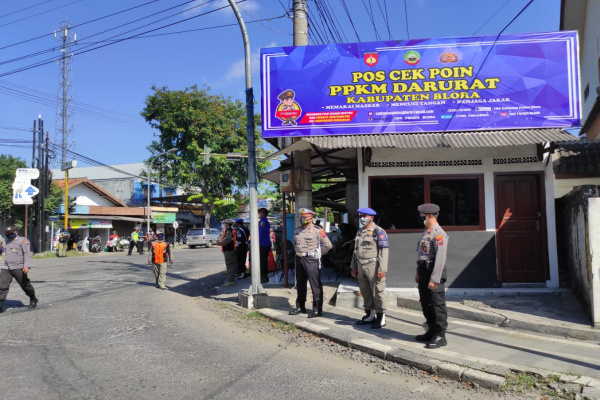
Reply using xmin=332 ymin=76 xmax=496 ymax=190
xmin=369 ymin=175 xmax=485 ymax=231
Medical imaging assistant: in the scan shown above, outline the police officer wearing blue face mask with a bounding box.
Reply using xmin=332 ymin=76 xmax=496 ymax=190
xmin=415 ymin=203 xmax=449 ymax=349
xmin=350 ymin=208 xmax=389 ymax=329
xmin=0 ymin=227 xmax=38 ymax=313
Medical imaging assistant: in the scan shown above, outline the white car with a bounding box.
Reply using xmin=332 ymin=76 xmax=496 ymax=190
xmin=187 ymin=228 xmax=220 ymax=248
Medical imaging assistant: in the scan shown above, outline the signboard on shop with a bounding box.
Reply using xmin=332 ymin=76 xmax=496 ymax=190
xmin=153 ymin=213 xmax=177 ymax=223
xmin=260 ymin=31 xmax=580 ymax=137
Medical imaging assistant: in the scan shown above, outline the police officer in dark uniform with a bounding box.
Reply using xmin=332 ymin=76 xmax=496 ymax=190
xmin=289 ymin=208 xmax=332 ymax=318
xmin=0 ymin=227 xmax=38 ymax=313
xmin=350 ymin=207 xmax=389 ymax=329
xmin=415 ymin=203 xmax=449 ymax=349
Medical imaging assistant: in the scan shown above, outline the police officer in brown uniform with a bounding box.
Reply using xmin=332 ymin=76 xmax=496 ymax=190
xmin=350 ymin=207 xmax=389 ymax=329
xmin=0 ymin=227 xmax=38 ymax=313
xmin=289 ymin=208 xmax=332 ymax=318
xmin=415 ymin=203 xmax=449 ymax=349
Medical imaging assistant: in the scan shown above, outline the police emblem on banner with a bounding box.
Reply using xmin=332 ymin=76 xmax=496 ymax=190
xmin=364 ymin=52 xmax=378 ymax=67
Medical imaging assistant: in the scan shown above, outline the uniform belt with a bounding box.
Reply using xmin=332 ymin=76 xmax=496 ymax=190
xmin=357 ymin=257 xmax=377 ymax=265
xmin=297 ymin=251 xmax=318 ymax=257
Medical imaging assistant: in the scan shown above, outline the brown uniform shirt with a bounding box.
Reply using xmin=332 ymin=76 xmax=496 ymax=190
xmin=293 ymin=225 xmax=332 ymax=255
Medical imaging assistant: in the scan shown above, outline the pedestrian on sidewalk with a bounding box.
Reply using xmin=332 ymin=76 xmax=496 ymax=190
xmin=233 ymin=219 xmax=249 ymax=279
xmin=220 ymin=221 xmax=237 ymax=287
xmin=148 ymin=229 xmax=172 ymax=290
xmin=350 ymin=207 xmax=389 ymax=329
xmin=289 ymin=208 xmax=332 ymax=318
xmin=415 ymin=203 xmax=449 ymax=349
xmin=58 ymin=229 xmax=70 ymax=257
xmin=258 ymin=207 xmax=271 ymax=284
xmin=0 ymin=227 xmax=38 ymax=313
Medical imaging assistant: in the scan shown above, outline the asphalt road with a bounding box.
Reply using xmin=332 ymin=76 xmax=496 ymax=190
xmin=0 ymin=247 xmax=499 ymax=400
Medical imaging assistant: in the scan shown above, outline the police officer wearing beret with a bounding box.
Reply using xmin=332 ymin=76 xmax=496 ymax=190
xmin=257 ymin=208 xmax=271 ymax=284
xmin=350 ymin=208 xmax=389 ymax=329
xmin=415 ymin=203 xmax=449 ymax=349
xmin=289 ymin=208 xmax=332 ymax=318
xmin=0 ymin=227 xmax=38 ymax=313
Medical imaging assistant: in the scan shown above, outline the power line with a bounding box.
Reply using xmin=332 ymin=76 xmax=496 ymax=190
xmin=403 ymin=0 xmax=410 ymax=39
xmin=339 ymin=0 xmax=361 ymax=42
xmin=0 ymin=0 xmax=84 ymax=29
xmin=0 ymin=0 xmax=56 ymax=21
xmin=472 ymin=0 xmax=514 ymax=35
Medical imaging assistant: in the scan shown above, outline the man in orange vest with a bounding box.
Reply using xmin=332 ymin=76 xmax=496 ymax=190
xmin=148 ymin=229 xmax=173 ymax=290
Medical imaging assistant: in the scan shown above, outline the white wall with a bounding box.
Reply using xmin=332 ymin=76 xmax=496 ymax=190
xmin=68 ymin=185 xmax=115 ymax=207
xmin=588 ymin=197 xmax=600 ymax=326
xmin=555 ymin=177 xmax=600 ymax=198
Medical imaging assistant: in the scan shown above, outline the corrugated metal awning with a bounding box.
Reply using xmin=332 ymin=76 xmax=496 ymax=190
xmin=300 ymin=128 xmax=577 ymax=149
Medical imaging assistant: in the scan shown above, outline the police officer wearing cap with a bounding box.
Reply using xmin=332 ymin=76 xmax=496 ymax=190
xmin=0 ymin=227 xmax=38 ymax=312
xmin=258 ymin=208 xmax=271 ymax=283
xmin=415 ymin=203 xmax=449 ymax=349
xmin=350 ymin=208 xmax=389 ymax=329
xmin=233 ymin=219 xmax=249 ymax=279
xmin=289 ymin=208 xmax=332 ymax=318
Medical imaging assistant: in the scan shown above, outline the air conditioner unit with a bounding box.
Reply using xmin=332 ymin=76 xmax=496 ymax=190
xmin=280 ymin=170 xmax=303 ymax=193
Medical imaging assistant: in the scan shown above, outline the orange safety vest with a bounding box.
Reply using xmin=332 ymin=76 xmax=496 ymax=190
xmin=221 ymin=228 xmax=236 ymax=252
xmin=151 ymin=241 xmax=168 ymax=263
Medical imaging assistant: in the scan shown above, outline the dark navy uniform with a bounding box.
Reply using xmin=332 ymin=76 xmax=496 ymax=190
xmin=1 ymin=229 xmax=38 ymax=312
xmin=416 ymin=203 xmax=449 ymax=346
xmin=291 ymin=209 xmax=332 ymax=317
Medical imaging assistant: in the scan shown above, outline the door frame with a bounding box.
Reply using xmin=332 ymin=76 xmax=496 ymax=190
xmin=493 ymin=171 xmax=550 ymax=283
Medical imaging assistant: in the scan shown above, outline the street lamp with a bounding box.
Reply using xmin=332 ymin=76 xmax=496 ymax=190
xmin=147 ymin=148 xmax=176 ymax=236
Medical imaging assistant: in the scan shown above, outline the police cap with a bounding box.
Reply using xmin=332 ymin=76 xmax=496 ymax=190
xmin=418 ymin=203 xmax=440 ymax=214
xmin=235 ymin=219 xmax=244 ymax=224
xmin=299 ymin=208 xmax=316 ymax=216
xmin=5 ymin=226 xmax=16 ymax=234
xmin=258 ymin=208 xmax=269 ymax=215
xmin=156 ymin=229 xmax=164 ymax=235
xmin=277 ymin=89 xmax=295 ymax=100
xmin=357 ymin=207 xmax=377 ymax=216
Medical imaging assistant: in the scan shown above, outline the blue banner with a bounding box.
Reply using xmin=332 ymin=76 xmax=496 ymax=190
xmin=260 ymin=31 xmax=580 ymax=138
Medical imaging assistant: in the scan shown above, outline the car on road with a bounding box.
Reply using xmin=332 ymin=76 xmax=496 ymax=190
xmin=187 ymin=228 xmax=220 ymax=248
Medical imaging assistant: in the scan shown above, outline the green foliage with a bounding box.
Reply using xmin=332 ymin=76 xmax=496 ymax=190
xmin=212 ymin=198 xmax=238 ymax=222
xmin=141 ymin=85 xmax=271 ymax=227
xmin=45 ymin=182 xmax=65 ymax=215
xmin=0 ymin=154 xmax=27 ymax=224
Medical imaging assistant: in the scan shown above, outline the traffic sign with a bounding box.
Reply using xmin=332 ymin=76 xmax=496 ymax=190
xmin=15 ymin=168 xmax=39 ymax=179
xmin=172 ymin=221 xmax=179 ymax=229
xmin=12 ymin=181 xmax=39 ymax=205
xmin=49 ymin=216 xmax=59 ymax=221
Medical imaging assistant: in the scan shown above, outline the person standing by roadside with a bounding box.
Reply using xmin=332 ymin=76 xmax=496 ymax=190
xmin=289 ymin=208 xmax=332 ymax=318
xmin=220 ymin=221 xmax=237 ymax=287
xmin=148 ymin=229 xmax=172 ymax=290
xmin=0 ymin=227 xmax=38 ymax=313
xmin=350 ymin=208 xmax=389 ymax=329
xmin=58 ymin=229 xmax=70 ymax=257
xmin=145 ymin=228 xmax=156 ymax=253
xmin=258 ymin=208 xmax=271 ymax=284
xmin=233 ymin=219 xmax=249 ymax=279
xmin=128 ymin=227 xmax=142 ymax=255
xmin=415 ymin=203 xmax=449 ymax=349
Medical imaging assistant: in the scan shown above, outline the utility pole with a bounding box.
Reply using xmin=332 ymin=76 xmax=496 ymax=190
xmin=55 ymin=22 xmax=75 ymax=166
xmin=292 ymin=0 xmax=312 ymax=224
xmin=37 ymin=115 xmax=43 ymax=253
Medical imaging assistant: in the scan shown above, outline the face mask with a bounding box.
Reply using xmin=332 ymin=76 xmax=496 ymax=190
xmin=6 ymin=233 xmax=16 ymax=240
xmin=359 ymin=217 xmax=370 ymax=228
xmin=301 ymin=218 xmax=311 ymax=226
xmin=420 ymin=215 xmax=428 ymax=225
xmin=157 ymin=234 xmax=164 ymax=240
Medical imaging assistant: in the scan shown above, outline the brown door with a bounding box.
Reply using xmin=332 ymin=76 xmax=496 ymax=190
xmin=495 ymin=174 xmax=547 ymax=283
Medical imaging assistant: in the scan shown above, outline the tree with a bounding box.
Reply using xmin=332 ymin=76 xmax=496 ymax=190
xmin=141 ymin=85 xmax=271 ymax=227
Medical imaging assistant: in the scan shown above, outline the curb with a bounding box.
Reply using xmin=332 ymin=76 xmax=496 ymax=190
xmin=395 ymin=297 xmax=600 ymax=341
xmin=258 ymin=308 xmax=506 ymax=390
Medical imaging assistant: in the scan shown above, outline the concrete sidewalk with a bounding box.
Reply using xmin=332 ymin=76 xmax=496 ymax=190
xmin=225 ymin=274 xmax=600 ymax=396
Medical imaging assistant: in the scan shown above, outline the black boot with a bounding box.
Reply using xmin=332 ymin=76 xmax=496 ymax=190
xmin=425 ymin=333 xmax=447 ymax=349
xmin=29 ymin=297 xmax=38 ymax=308
xmin=416 ymin=327 xmax=435 ymax=342
xmin=371 ymin=313 xmax=386 ymax=329
xmin=308 ymin=308 xmax=322 ymax=318
xmin=356 ymin=309 xmax=375 ymax=325
xmin=289 ymin=306 xmax=306 ymax=315
xmin=0 ymin=300 xmax=4 ymax=313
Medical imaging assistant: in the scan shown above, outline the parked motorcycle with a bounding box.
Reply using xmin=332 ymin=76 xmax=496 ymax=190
xmin=90 ymin=236 xmax=102 ymax=253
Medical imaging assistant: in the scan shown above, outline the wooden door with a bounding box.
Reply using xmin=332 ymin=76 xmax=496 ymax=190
xmin=495 ymin=174 xmax=547 ymax=283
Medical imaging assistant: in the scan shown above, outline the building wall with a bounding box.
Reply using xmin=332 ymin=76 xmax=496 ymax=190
xmin=68 ymin=185 xmax=116 ymax=207
xmin=555 ymin=177 xmax=600 ymax=198
xmin=355 ymin=144 xmax=560 ymax=287
xmin=93 ymin=179 xmax=134 ymax=206
xmin=580 ymin=0 xmax=600 ymax=119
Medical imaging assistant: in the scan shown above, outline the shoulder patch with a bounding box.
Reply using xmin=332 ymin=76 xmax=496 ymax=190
xmin=24 ymin=240 xmax=29 ymax=245
xmin=319 ymin=230 xmax=327 ymax=238
xmin=435 ymin=235 xmax=444 ymax=246
xmin=259 ymin=221 xmax=265 ymax=227
xmin=376 ymin=229 xmax=389 ymax=248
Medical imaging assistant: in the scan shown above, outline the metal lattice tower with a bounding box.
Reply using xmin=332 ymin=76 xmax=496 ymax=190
xmin=55 ymin=22 xmax=75 ymax=166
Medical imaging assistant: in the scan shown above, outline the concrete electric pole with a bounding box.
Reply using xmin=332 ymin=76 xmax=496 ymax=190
xmin=292 ymin=0 xmax=313 ymax=223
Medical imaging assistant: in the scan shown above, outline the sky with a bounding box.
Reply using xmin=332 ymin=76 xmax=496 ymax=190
xmin=0 ymin=0 xmax=561 ymax=169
